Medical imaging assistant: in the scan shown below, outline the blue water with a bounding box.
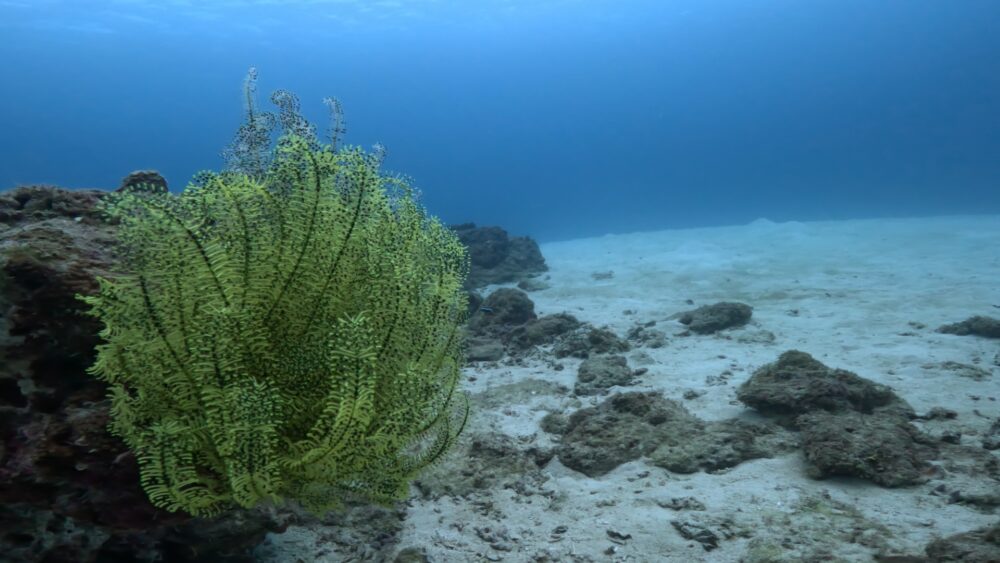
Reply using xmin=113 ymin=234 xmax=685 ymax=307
xmin=2 ymin=0 xmax=999 ymax=241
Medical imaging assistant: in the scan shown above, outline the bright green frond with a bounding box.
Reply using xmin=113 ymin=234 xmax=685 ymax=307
xmin=82 ymin=134 xmax=468 ymax=516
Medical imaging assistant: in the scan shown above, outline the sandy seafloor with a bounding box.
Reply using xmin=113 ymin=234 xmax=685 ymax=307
xmin=255 ymin=215 xmax=1000 ymax=562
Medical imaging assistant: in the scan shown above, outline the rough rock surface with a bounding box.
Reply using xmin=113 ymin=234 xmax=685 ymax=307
xmin=555 ymin=392 xmax=702 ymax=477
xmin=553 ymin=326 xmax=630 ymax=359
xmin=451 ymin=223 xmax=547 ymax=289
xmin=467 ymin=288 xmax=537 ymax=338
xmin=649 ymin=419 xmax=796 ymax=475
xmin=507 ymin=313 xmax=581 ymax=351
xmin=551 ymin=392 xmax=793 ymax=478
xmin=738 ymin=350 xmax=938 ymax=487
xmin=737 ymin=350 xmax=913 ymax=419
xmin=574 ymin=354 xmax=634 ymax=396
xmin=117 ymin=170 xmax=168 ymax=193
xmin=464 ymin=336 xmax=505 ymax=362
xmin=798 ymin=410 xmax=937 ymax=487
xmin=0 ymin=185 xmax=285 ymax=562
xmin=626 ymin=323 xmax=668 ymax=348
xmin=677 ymin=302 xmax=753 ymax=334
xmin=937 ymin=315 xmax=1000 ymax=339
xmin=414 ymin=432 xmax=552 ymax=500
xmin=924 ymin=522 xmax=1000 ymax=561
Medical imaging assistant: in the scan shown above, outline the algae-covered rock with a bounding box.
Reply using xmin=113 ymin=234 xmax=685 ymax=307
xmin=937 ymin=315 xmax=1000 ymax=339
xmin=574 ymin=354 xmax=634 ymax=396
xmin=553 ymin=326 xmax=630 ymax=359
xmin=798 ymin=410 xmax=936 ymax=487
xmin=677 ymin=301 xmax=753 ymax=334
xmin=737 ymin=350 xmax=913 ymax=419
xmin=451 ymin=223 xmax=547 ymax=289
xmin=650 ymin=419 xmax=796 ymax=474
xmin=556 ymin=392 xmax=702 ymax=477
xmin=1 ymin=185 xmax=285 ymax=561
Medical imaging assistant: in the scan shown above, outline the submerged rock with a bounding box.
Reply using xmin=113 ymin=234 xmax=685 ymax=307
xmin=650 ymin=419 xmax=796 ymax=475
xmin=451 ymin=223 xmax=547 ymax=289
xmin=467 ymin=287 xmax=537 ymax=338
xmin=937 ymin=315 xmax=1000 ymax=339
xmin=517 ymin=277 xmax=550 ymax=292
xmin=413 ymin=431 xmax=552 ymax=500
xmin=574 ymin=354 xmax=635 ymax=396
xmin=626 ymin=323 xmax=668 ymax=348
xmin=798 ymin=410 xmax=937 ymax=487
xmin=738 ymin=351 xmax=938 ymax=487
xmin=117 ymin=170 xmax=168 ymax=193
xmin=677 ymin=302 xmax=753 ymax=334
xmin=924 ymin=522 xmax=1000 ymax=562
xmin=507 ymin=313 xmax=581 ymax=351
xmin=552 ymin=391 xmax=792 ymax=477
xmin=557 ymin=392 xmax=703 ymax=477
xmin=553 ymin=326 xmax=630 ymax=359
xmin=465 ymin=336 xmax=505 ymax=362
xmin=737 ymin=350 xmax=913 ymax=419
xmin=0 ymin=185 xmax=285 ymax=562
xmin=0 ymin=185 xmax=107 ymax=226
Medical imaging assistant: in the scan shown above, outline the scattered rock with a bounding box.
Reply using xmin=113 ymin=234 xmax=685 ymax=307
xmin=735 ymin=329 xmax=776 ymax=345
xmin=922 ymin=361 xmax=993 ymax=381
xmin=507 ymin=313 xmax=581 ymax=351
xmin=465 ymin=336 xmax=505 ymax=362
xmin=0 ymin=185 xmax=284 ymax=561
xmin=737 ymin=350 xmax=913 ymax=420
xmin=917 ymin=407 xmax=958 ymax=420
xmin=393 ymin=546 xmax=431 ymax=563
xmin=606 ymin=529 xmax=632 ymax=543
xmin=737 ymin=351 xmax=938 ymax=487
xmin=983 ymin=419 xmax=1000 ymax=451
xmin=553 ymin=326 xmax=630 ymax=359
xmin=414 ymin=432 xmax=551 ymax=499
xmin=0 ymin=185 xmax=107 ymax=226
xmin=650 ymin=419 xmax=796 ymax=474
xmin=556 ymin=392 xmax=702 ymax=477
xmin=574 ymin=355 xmax=635 ymax=396
xmin=657 ymin=497 xmax=707 ymax=511
xmin=475 ymin=525 xmax=514 ymax=552
xmin=451 ymin=223 xmax=547 ymax=289
xmin=516 ymin=277 xmax=550 ymax=292
xmin=117 ymin=170 xmax=168 ymax=193
xmin=273 ymin=501 xmax=406 ymax=561
xmin=682 ymin=389 xmax=704 ymax=400
xmin=937 ymin=316 xmax=1000 ymax=339
xmin=677 ymin=302 xmax=753 ymax=334
xmin=626 ymin=323 xmax=668 ymax=348
xmin=467 ymin=288 xmax=537 ymax=338
xmin=946 ymin=489 xmax=1000 ymax=512
xmin=552 ymin=390 xmax=796 ymax=478
xmin=465 ymin=290 xmax=484 ymax=317
xmin=540 ymin=412 xmax=570 ymax=435
xmin=798 ymin=410 xmax=936 ymax=487
xmin=668 ymin=518 xmax=742 ymax=552
xmin=924 ymin=522 xmax=1000 ymax=562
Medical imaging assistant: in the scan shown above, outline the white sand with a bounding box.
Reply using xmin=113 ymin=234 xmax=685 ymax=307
xmin=257 ymin=215 xmax=1000 ymax=562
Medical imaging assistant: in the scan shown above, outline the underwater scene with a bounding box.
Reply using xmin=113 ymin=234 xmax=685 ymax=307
xmin=1 ymin=1 xmax=999 ymax=561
